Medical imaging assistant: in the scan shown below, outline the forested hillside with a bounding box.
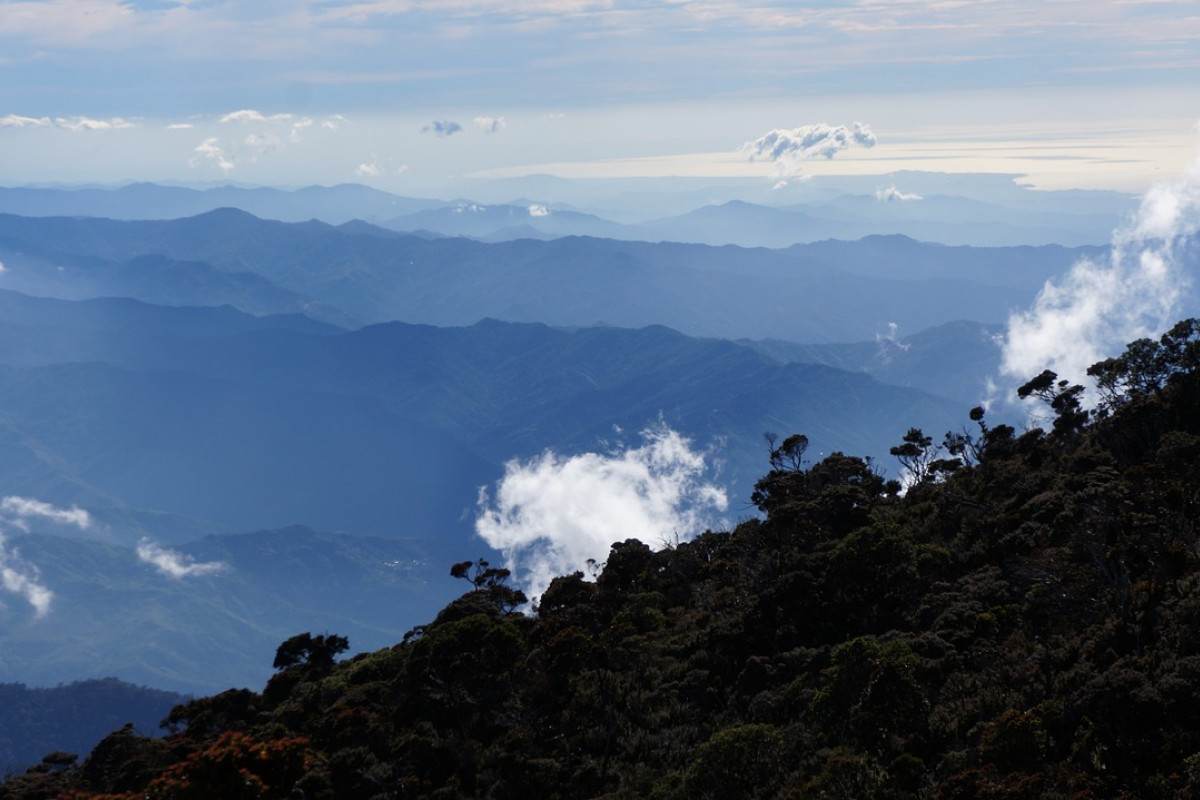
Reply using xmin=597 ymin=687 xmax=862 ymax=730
xmin=7 ymin=321 xmax=1200 ymax=799
xmin=0 ymin=680 xmax=184 ymax=777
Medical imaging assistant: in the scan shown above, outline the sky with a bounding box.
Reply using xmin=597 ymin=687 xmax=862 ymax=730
xmin=0 ymin=0 xmax=1198 ymax=196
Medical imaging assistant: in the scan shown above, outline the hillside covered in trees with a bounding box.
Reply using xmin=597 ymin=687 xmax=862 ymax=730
xmin=7 ymin=320 xmax=1200 ymax=799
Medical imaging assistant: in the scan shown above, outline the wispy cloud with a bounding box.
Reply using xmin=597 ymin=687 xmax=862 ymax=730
xmin=997 ymin=144 xmax=1200 ymax=398
xmin=0 ymin=496 xmax=92 ymax=618
xmin=1 ymin=496 xmax=91 ymax=531
xmin=136 ymin=539 xmax=227 ymax=580
xmin=219 ymin=109 xmax=294 ymax=124
xmin=191 ymin=137 xmax=235 ymax=172
xmin=54 ymin=116 xmax=135 ymax=131
xmin=0 ymin=114 xmax=133 ymax=131
xmin=0 ymin=114 xmax=51 ymax=128
xmin=475 ymin=423 xmax=727 ymax=602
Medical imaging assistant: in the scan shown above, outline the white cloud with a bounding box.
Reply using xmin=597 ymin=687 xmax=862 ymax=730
xmin=0 ymin=558 xmax=52 ymax=618
xmin=876 ymin=185 xmax=923 ymax=202
xmin=166 ymin=122 xmax=194 ymax=130
xmin=356 ymin=161 xmax=381 ymax=177
xmin=0 ymin=260 xmax=6 ymax=274
xmin=475 ymin=423 xmax=727 ymax=602
xmin=1 ymin=496 xmax=91 ymax=531
xmin=0 ymin=496 xmax=91 ymax=619
xmin=0 ymin=114 xmax=51 ymax=128
xmin=422 ymin=119 xmax=462 ymax=137
xmin=474 ymin=115 xmax=507 ymax=134
xmin=741 ymin=122 xmax=877 ymax=178
xmin=191 ymin=137 xmax=235 ymax=172
xmin=998 ymin=146 xmax=1200 ymax=397
xmin=53 ymin=116 xmax=135 ymax=131
xmin=219 ymin=109 xmax=293 ymax=124
xmin=0 ymin=114 xmax=134 ymax=132
xmin=528 ymin=203 xmax=549 ymax=217
xmin=137 ymin=539 xmax=227 ymax=579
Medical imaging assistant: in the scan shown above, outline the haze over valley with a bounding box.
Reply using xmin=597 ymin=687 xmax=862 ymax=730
xmin=2 ymin=0 xmax=1200 ymax=791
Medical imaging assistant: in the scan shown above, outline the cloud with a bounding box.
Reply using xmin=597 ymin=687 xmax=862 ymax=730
xmin=876 ymin=185 xmax=923 ymax=202
xmin=219 ymin=109 xmax=293 ymax=124
xmin=0 ymin=559 xmax=52 ymax=618
xmin=166 ymin=122 xmax=194 ymax=130
xmin=741 ymin=122 xmax=876 ymax=178
xmin=1 ymin=115 xmax=132 ymax=131
xmin=997 ymin=146 xmax=1200 ymax=398
xmin=191 ymin=137 xmax=235 ymax=172
xmin=137 ymin=539 xmax=227 ymax=579
xmin=528 ymin=203 xmax=549 ymax=217
xmin=0 ymin=496 xmax=91 ymax=618
xmin=0 ymin=114 xmax=51 ymax=128
xmin=355 ymin=161 xmax=381 ymax=177
xmin=0 ymin=496 xmax=91 ymax=531
xmin=54 ymin=116 xmax=135 ymax=131
xmin=422 ymin=119 xmax=462 ymax=137
xmin=0 ymin=260 xmax=5 ymax=274
xmin=474 ymin=115 xmax=507 ymax=134
xmin=475 ymin=423 xmax=728 ymax=602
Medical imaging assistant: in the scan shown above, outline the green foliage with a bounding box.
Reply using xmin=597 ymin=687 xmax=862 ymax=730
xmin=22 ymin=321 xmax=1200 ymax=799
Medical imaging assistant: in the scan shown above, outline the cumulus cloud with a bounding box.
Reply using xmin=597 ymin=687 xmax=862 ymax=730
xmin=355 ymin=161 xmax=381 ymax=177
xmin=0 ymin=260 xmax=6 ymax=274
xmin=997 ymin=146 xmax=1200 ymax=399
xmin=137 ymin=539 xmax=227 ymax=579
xmin=422 ymin=119 xmax=462 ymax=137
xmin=475 ymin=423 xmax=728 ymax=602
xmin=528 ymin=203 xmax=549 ymax=217
xmin=474 ymin=115 xmax=507 ymax=134
xmin=743 ymin=121 xmax=876 ymax=162
xmin=0 ymin=496 xmax=91 ymax=618
xmin=876 ymin=185 xmax=923 ymax=202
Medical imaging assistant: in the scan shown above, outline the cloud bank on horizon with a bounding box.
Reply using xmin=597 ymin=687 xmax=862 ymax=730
xmin=475 ymin=424 xmax=728 ymax=603
xmin=0 ymin=1 xmax=1194 ymax=191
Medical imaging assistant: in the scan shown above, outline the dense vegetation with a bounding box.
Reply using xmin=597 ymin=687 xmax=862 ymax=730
xmin=7 ymin=320 xmax=1200 ymax=799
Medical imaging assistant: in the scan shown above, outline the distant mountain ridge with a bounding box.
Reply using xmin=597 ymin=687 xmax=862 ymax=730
xmin=0 ymin=210 xmax=1094 ymax=341
xmin=0 ymin=179 xmax=1132 ymax=247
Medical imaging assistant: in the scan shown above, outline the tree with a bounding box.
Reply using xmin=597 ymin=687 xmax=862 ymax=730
xmin=272 ymin=633 xmax=349 ymax=672
xmin=890 ymin=428 xmax=937 ymax=485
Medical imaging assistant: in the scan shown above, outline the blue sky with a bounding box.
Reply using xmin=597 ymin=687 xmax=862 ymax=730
xmin=1 ymin=0 xmax=1198 ymax=195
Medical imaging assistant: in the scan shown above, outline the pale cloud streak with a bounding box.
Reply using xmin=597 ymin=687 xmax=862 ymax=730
xmin=0 ymin=496 xmax=92 ymax=618
xmin=136 ymin=539 xmax=227 ymax=580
